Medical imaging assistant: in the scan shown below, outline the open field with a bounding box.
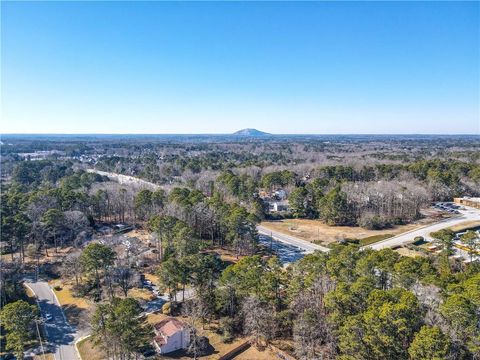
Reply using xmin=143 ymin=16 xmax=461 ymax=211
xmin=260 ymin=216 xmax=441 ymax=245
xmin=446 ymin=220 xmax=480 ymax=232
xmin=395 ymin=247 xmax=427 ymax=258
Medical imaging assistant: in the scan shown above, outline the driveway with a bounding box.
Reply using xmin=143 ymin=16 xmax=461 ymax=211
xmin=24 ymin=280 xmax=79 ymax=360
xmin=367 ymin=206 xmax=480 ymax=250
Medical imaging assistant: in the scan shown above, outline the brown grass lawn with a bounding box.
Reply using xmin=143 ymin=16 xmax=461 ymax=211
xmin=203 ymin=247 xmax=244 ymax=264
xmin=50 ymin=281 xmax=91 ymax=325
xmin=234 ymin=345 xmax=279 ymax=360
xmin=33 ymin=354 xmax=55 ymax=360
xmin=146 ymin=312 xmax=169 ymax=324
xmin=447 ymin=220 xmax=480 ymax=233
xmin=261 ymin=216 xmax=439 ymax=246
xmin=125 ymin=229 xmax=152 ymax=242
xmin=395 ymin=247 xmax=427 ymax=258
xmin=128 ymin=287 xmax=156 ymax=301
xmin=144 ymin=272 xmax=160 ymax=286
xmin=77 ymin=336 xmax=105 ymax=360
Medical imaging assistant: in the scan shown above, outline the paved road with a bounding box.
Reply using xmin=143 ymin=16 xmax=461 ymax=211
xmin=257 ymin=225 xmax=331 ymax=253
xmin=24 ymin=280 xmax=78 ymax=360
xmin=368 ymin=206 xmax=480 ymax=250
xmin=257 ymin=234 xmax=309 ymax=264
xmin=86 ymin=169 xmax=162 ymax=190
xmin=258 ymin=206 xmax=480 ymax=256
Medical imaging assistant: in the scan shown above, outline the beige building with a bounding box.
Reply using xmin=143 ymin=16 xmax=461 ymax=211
xmin=454 ymin=197 xmax=480 ymax=209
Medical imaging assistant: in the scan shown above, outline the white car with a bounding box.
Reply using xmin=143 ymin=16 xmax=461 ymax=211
xmin=44 ymin=313 xmax=53 ymax=321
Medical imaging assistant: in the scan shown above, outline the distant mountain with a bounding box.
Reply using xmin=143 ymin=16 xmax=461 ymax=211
xmin=233 ymin=128 xmax=270 ymax=136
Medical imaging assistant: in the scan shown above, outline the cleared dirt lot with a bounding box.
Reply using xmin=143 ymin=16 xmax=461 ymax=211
xmin=260 ymin=215 xmax=443 ymax=246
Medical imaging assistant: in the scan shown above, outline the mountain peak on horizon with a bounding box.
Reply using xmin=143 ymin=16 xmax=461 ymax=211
xmin=233 ymin=128 xmax=270 ymax=136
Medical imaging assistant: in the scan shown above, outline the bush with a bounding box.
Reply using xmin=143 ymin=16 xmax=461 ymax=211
xmin=187 ymin=335 xmax=212 ymax=356
xmin=358 ymin=214 xmax=389 ymax=230
xmin=218 ymin=316 xmax=235 ymax=343
xmin=161 ymin=302 xmax=171 ymax=315
xmin=413 ymin=236 xmax=425 ymax=245
xmin=71 ymin=282 xmax=94 ymax=298
xmin=53 ymin=285 xmax=62 ymax=291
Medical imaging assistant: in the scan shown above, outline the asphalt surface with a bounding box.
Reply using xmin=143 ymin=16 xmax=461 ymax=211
xmin=368 ymin=206 xmax=480 ymax=250
xmin=257 ymin=225 xmax=331 ymax=253
xmin=257 ymin=234 xmax=309 ymax=264
xmin=24 ymin=280 xmax=78 ymax=360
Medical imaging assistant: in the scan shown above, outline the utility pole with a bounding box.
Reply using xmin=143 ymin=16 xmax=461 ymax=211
xmin=35 ymin=319 xmax=46 ymax=360
xmin=270 ymin=231 xmax=273 ymax=254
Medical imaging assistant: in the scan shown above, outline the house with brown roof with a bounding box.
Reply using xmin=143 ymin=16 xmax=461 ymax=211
xmin=153 ymin=317 xmax=190 ymax=354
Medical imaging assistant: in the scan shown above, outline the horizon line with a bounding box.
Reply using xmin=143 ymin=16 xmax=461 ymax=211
xmin=1 ymin=132 xmax=480 ymax=137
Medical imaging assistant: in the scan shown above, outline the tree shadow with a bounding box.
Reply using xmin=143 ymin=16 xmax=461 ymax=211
xmin=37 ymin=299 xmax=77 ymax=351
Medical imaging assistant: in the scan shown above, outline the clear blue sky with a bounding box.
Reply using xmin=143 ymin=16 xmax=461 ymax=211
xmin=1 ymin=1 xmax=479 ymax=134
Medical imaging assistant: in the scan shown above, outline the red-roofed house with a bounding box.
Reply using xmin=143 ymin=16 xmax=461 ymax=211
xmin=153 ymin=318 xmax=190 ymax=354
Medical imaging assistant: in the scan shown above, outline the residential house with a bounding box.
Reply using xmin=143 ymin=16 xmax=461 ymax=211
xmin=153 ymin=318 xmax=190 ymax=354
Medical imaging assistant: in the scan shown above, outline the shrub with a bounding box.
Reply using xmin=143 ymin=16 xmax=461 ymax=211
xmin=161 ymin=302 xmax=171 ymax=315
xmin=71 ymin=282 xmax=94 ymax=298
xmin=218 ymin=316 xmax=235 ymax=343
xmin=358 ymin=213 xmax=389 ymax=230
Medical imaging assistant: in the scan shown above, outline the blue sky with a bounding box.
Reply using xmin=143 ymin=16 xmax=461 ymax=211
xmin=1 ymin=1 xmax=479 ymax=134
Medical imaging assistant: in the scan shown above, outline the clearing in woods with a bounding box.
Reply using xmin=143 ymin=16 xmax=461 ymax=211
xmin=260 ymin=216 xmax=442 ymax=245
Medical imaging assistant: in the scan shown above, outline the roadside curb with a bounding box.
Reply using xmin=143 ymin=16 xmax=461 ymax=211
xmin=48 ymin=282 xmax=71 ymax=326
xmin=23 ymin=282 xmax=56 ymax=360
xmin=363 ymin=214 xmax=465 ymax=249
xmin=74 ymin=334 xmax=91 ymax=360
xmin=257 ymin=225 xmax=331 ymax=253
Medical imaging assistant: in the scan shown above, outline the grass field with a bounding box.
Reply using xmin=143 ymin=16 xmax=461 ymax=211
xmin=144 ymin=272 xmax=159 ymax=286
xmin=395 ymin=247 xmax=427 ymax=258
xmin=447 ymin=220 xmax=480 ymax=233
xmin=128 ymin=287 xmax=156 ymax=301
xmin=77 ymin=336 xmax=104 ymax=360
xmin=358 ymin=234 xmax=394 ymax=246
xmin=261 ymin=216 xmax=439 ymax=245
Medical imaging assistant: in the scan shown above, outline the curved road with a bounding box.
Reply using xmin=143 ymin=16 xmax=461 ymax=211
xmin=257 ymin=225 xmax=331 ymax=253
xmin=368 ymin=206 xmax=480 ymax=250
xmin=24 ymin=280 xmax=78 ymax=360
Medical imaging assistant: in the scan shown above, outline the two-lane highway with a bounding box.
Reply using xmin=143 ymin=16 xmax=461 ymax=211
xmin=368 ymin=206 xmax=480 ymax=250
xmin=24 ymin=280 xmax=79 ymax=360
xmin=257 ymin=225 xmax=330 ymax=253
xmin=258 ymin=206 xmax=480 ymax=257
